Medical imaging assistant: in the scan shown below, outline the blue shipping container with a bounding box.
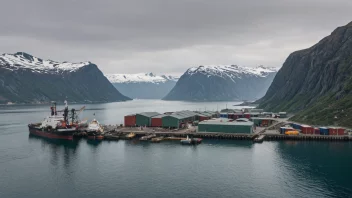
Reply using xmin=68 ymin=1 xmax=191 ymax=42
xmin=319 ymin=127 xmax=329 ymax=135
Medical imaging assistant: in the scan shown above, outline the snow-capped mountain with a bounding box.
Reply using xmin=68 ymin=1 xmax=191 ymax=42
xmin=105 ymin=73 xmax=179 ymax=84
xmin=0 ymin=52 xmax=90 ymax=73
xmin=163 ymin=65 xmax=278 ymax=101
xmin=105 ymin=73 xmax=180 ymax=99
xmin=186 ymin=65 xmax=277 ymax=78
xmin=0 ymin=52 xmax=130 ymax=104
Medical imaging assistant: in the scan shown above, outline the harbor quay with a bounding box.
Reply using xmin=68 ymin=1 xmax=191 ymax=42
xmin=91 ymin=108 xmax=352 ymax=143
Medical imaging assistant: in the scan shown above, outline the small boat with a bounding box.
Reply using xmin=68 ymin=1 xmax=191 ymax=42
xmin=140 ymin=134 xmax=156 ymax=141
xmin=86 ymin=118 xmax=104 ymax=140
xmin=151 ymin=137 xmax=163 ymax=143
xmin=125 ymin=132 xmax=136 ymax=139
xmin=180 ymin=135 xmax=192 ymax=144
xmin=180 ymin=136 xmax=202 ymax=145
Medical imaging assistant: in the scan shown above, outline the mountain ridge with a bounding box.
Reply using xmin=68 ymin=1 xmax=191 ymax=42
xmin=257 ymin=21 xmax=352 ymax=127
xmin=163 ymin=65 xmax=278 ymax=101
xmin=0 ymin=52 xmax=131 ymax=104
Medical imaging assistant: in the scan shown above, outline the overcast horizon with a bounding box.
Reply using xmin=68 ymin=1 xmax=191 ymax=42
xmin=1 ymin=0 xmax=351 ymax=75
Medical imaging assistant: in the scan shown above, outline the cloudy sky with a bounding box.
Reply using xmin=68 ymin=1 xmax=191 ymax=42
xmin=1 ymin=0 xmax=351 ymax=75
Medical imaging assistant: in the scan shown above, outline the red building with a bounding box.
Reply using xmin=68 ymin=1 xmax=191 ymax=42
xmin=151 ymin=114 xmax=165 ymax=127
xmin=124 ymin=114 xmax=136 ymax=127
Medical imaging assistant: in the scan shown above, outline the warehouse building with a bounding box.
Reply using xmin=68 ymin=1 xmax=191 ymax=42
xmin=198 ymin=121 xmax=254 ymax=134
xmin=161 ymin=110 xmax=197 ymax=128
xmin=136 ymin=112 xmax=160 ymax=127
xmin=251 ymin=118 xmax=274 ymax=127
xmin=151 ymin=114 xmax=166 ymax=127
xmin=124 ymin=114 xmax=136 ymax=127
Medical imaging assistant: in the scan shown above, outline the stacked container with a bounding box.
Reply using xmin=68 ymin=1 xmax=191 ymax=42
xmin=291 ymin=123 xmax=302 ymax=130
xmin=301 ymin=125 xmax=314 ymax=134
xmin=280 ymin=127 xmax=294 ymax=134
xmin=319 ymin=127 xmax=329 ymax=135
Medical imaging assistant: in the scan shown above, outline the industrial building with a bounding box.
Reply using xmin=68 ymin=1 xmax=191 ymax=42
xmin=198 ymin=120 xmax=254 ymax=134
xmin=124 ymin=114 xmax=136 ymax=127
xmin=151 ymin=114 xmax=166 ymax=127
xmin=162 ymin=110 xmax=197 ymax=128
xmin=250 ymin=118 xmax=274 ymax=127
xmin=135 ymin=112 xmax=160 ymax=127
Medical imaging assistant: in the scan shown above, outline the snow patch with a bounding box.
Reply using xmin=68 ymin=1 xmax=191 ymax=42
xmin=105 ymin=73 xmax=180 ymax=84
xmin=186 ymin=65 xmax=278 ymax=78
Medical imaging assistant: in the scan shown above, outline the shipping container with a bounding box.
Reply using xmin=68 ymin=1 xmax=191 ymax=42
xmin=329 ymin=127 xmax=338 ymax=135
xmin=124 ymin=114 xmax=136 ymax=127
xmin=292 ymin=123 xmax=302 ymax=130
xmin=338 ymin=128 xmax=345 ymax=135
xmin=280 ymin=127 xmax=294 ymax=134
xmin=319 ymin=127 xmax=329 ymax=135
xmin=301 ymin=125 xmax=314 ymax=134
xmin=314 ymin=128 xmax=320 ymax=135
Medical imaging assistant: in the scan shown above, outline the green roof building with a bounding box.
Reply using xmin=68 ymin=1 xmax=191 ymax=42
xmin=198 ymin=121 xmax=254 ymax=134
xmin=136 ymin=112 xmax=160 ymax=126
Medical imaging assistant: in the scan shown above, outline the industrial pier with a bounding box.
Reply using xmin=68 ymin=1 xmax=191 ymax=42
xmin=83 ymin=108 xmax=352 ymax=143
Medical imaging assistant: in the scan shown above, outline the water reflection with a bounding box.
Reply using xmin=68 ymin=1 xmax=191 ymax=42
xmin=275 ymin=141 xmax=352 ymax=197
xmin=28 ymin=135 xmax=79 ymax=167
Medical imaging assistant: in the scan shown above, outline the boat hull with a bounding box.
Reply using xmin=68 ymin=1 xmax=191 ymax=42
xmin=28 ymin=125 xmax=76 ymax=140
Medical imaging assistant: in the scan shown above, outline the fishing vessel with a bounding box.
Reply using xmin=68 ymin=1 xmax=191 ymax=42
xmin=86 ymin=118 xmax=104 ymax=140
xmin=28 ymin=101 xmax=85 ymax=140
xmin=180 ymin=135 xmax=202 ymax=145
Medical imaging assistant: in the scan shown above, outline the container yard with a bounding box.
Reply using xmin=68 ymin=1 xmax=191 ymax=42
xmin=70 ymin=108 xmax=352 ymax=143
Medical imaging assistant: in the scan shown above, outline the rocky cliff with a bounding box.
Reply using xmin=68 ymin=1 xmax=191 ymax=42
xmin=0 ymin=52 xmax=131 ymax=104
xmin=163 ymin=65 xmax=277 ymax=101
xmin=258 ymin=22 xmax=352 ymax=127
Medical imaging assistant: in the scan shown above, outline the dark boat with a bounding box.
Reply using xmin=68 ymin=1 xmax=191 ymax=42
xmin=28 ymin=101 xmax=85 ymax=140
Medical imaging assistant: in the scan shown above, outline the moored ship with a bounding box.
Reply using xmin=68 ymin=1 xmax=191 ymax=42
xmin=28 ymin=101 xmax=84 ymax=140
xmin=86 ymin=118 xmax=105 ymax=140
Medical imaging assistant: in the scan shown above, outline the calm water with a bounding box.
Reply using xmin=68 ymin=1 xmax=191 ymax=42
xmin=0 ymin=100 xmax=352 ymax=198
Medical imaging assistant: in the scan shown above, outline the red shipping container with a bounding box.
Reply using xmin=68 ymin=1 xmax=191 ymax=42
xmin=338 ymin=128 xmax=345 ymax=135
xmin=244 ymin=113 xmax=251 ymax=119
xmin=329 ymin=128 xmax=338 ymax=135
xmin=301 ymin=125 xmax=314 ymax=134
xmin=124 ymin=115 xmax=136 ymax=127
xmin=314 ymin=128 xmax=320 ymax=135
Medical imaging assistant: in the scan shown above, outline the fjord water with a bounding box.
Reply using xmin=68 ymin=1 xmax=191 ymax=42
xmin=0 ymin=100 xmax=352 ymax=198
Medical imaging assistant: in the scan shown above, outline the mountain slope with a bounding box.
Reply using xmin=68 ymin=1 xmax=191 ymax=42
xmin=0 ymin=52 xmax=131 ymax=104
xmin=258 ymin=22 xmax=352 ymax=127
xmin=105 ymin=73 xmax=179 ymax=99
xmin=163 ymin=65 xmax=277 ymax=101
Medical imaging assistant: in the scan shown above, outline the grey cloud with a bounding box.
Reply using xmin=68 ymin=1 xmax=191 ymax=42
xmin=0 ymin=0 xmax=351 ymax=74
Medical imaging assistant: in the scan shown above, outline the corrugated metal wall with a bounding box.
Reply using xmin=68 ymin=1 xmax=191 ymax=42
xmin=124 ymin=115 xmax=136 ymax=127
xmin=136 ymin=114 xmax=151 ymax=127
xmin=162 ymin=116 xmax=179 ymax=128
xmin=198 ymin=124 xmax=252 ymax=133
